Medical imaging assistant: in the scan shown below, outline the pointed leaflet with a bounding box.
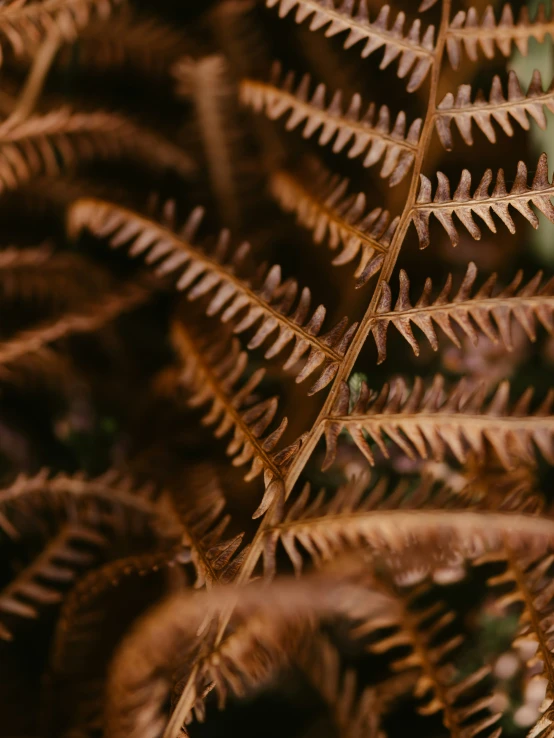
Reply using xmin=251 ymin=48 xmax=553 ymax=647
xmin=265 ymin=1 xmax=435 ymax=92
xmin=412 ymin=153 xmax=554 ymax=249
xmin=436 ymin=70 xmax=554 ymax=150
xmin=323 ymin=377 xmax=554 ymax=471
xmin=270 ymin=167 xmax=398 ymax=286
xmin=67 ymin=198 xmax=356 ymax=394
xmin=172 ymin=322 xmax=302 ymax=519
xmin=447 ymin=3 xmax=554 ymax=69
xmin=371 ymin=261 xmax=554 ymax=363
xmin=241 ymin=63 xmax=421 ymax=184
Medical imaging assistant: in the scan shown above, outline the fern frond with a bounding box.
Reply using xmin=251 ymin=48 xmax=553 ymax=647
xmin=261 ymin=470 xmax=546 ymax=582
xmin=0 ymin=0 xmax=122 ymax=61
xmin=447 ymin=4 xmax=554 ymax=69
xmin=0 ymin=107 xmax=194 ymax=194
xmin=0 ymin=524 xmax=107 ymax=641
xmin=436 ymin=70 xmax=554 ymax=150
xmin=0 ymin=246 xmax=111 ymax=309
xmin=0 ymin=468 xmax=162 ymax=539
xmin=479 ymin=549 xmax=554 ymax=738
xmin=357 ymin=585 xmax=502 ymax=738
xmin=67 ymin=199 xmax=357 ymax=394
xmin=168 ymin=472 xmax=249 ymax=588
xmin=59 ymin=8 xmax=189 ymax=75
xmin=371 ymin=261 xmax=554 ymax=363
xmin=270 ymin=168 xmax=398 ymax=286
xmin=412 ymin=153 xmax=554 ymax=248
xmin=298 ymin=633 xmax=383 ymax=738
xmin=51 ymin=486 xmax=242 ymax=682
xmin=0 ymin=281 xmax=149 ymax=368
xmin=105 ymin=565 xmax=392 ymax=738
xmin=172 ymin=322 xmax=301 ymax=519
xmin=174 ymin=55 xmax=244 ymax=228
xmin=241 ymin=65 xmax=422 ymax=185
xmin=323 ymin=376 xmax=554 ymax=470
xmin=265 ymin=1 xmax=435 ymax=93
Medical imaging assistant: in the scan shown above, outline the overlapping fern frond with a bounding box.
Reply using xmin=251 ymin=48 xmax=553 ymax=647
xmin=323 ymin=377 xmax=554 ymax=469
xmin=67 ymin=198 xmax=357 ymax=394
xmin=171 ymin=321 xmax=302 ymax=517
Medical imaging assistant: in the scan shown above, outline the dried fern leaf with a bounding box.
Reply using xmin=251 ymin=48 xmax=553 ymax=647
xmin=0 ymin=0 xmax=122 ymax=62
xmin=172 ymin=321 xmax=301 ymax=519
xmin=0 ymin=246 xmax=111 ymax=309
xmin=479 ymin=548 xmax=554 ymax=738
xmin=261 ymin=471 xmax=544 ymax=581
xmin=297 ymin=633 xmax=383 ymax=738
xmin=447 ymin=4 xmax=554 ymax=70
xmin=265 ymin=1 xmax=435 ymax=92
xmin=67 ymin=199 xmax=356 ymax=394
xmin=0 ymin=523 xmax=107 ymax=641
xmin=174 ymin=55 xmax=243 ymax=228
xmin=270 ymin=167 xmax=398 ymax=286
xmin=413 ymin=153 xmax=554 ymax=248
xmin=58 ymin=8 xmax=189 ymax=75
xmin=371 ymin=261 xmax=554 ymax=363
xmin=0 ymin=281 xmax=148 ymax=368
xmin=323 ymin=376 xmax=554 ymax=470
xmin=241 ymin=65 xmax=421 ymax=184
xmin=0 ymin=107 xmax=194 ymax=194
xmin=106 ymin=564 xmax=391 ymax=738
xmin=357 ymin=585 xmax=502 ymax=738
xmin=436 ymin=70 xmax=554 ymax=150
xmin=0 ymin=468 xmax=162 ymax=539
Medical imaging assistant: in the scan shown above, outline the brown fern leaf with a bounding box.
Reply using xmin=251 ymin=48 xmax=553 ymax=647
xmin=0 ymin=0 xmax=122 ymax=62
xmin=436 ymin=70 xmax=554 ymax=150
xmin=323 ymin=376 xmax=554 ymax=470
xmin=0 ymin=246 xmax=111 ymax=309
xmin=67 ymin=199 xmax=357 ymax=394
xmin=270 ymin=168 xmax=398 ymax=286
xmin=0 ymin=281 xmax=149 ymax=368
xmin=0 ymin=523 xmax=108 ymax=641
xmin=57 ymin=8 xmax=189 ymax=76
xmin=106 ymin=565 xmax=391 ymax=738
xmin=173 ymin=55 xmax=245 ymax=229
xmin=413 ymin=153 xmax=554 ymax=248
xmin=260 ymin=471 xmax=550 ymax=582
xmin=355 ymin=585 xmax=502 ymax=738
xmin=0 ymin=468 xmax=162 ymax=540
xmin=240 ymin=64 xmax=421 ymax=184
xmin=0 ymin=107 xmax=194 ymax=194
xmin=298 ymin=633 xmax=384 ymax=738
xmin=447 ymin=4 xmax=554 ymax=69
xmin=265 ymin=1 xmax=435 ymax=92
xmin=371 ymin=261 xmax=554 ymax=363
xmin=167 ymin=469 xmax=249 ymax=587
xmin=172 ymin=321 xmax=301 ymax=519
xmin=478 ymin=548 xmax=554 ymax=738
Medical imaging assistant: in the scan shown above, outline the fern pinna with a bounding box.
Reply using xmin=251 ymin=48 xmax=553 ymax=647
xmin=2 ymin=2 xmax=554 ymax=738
